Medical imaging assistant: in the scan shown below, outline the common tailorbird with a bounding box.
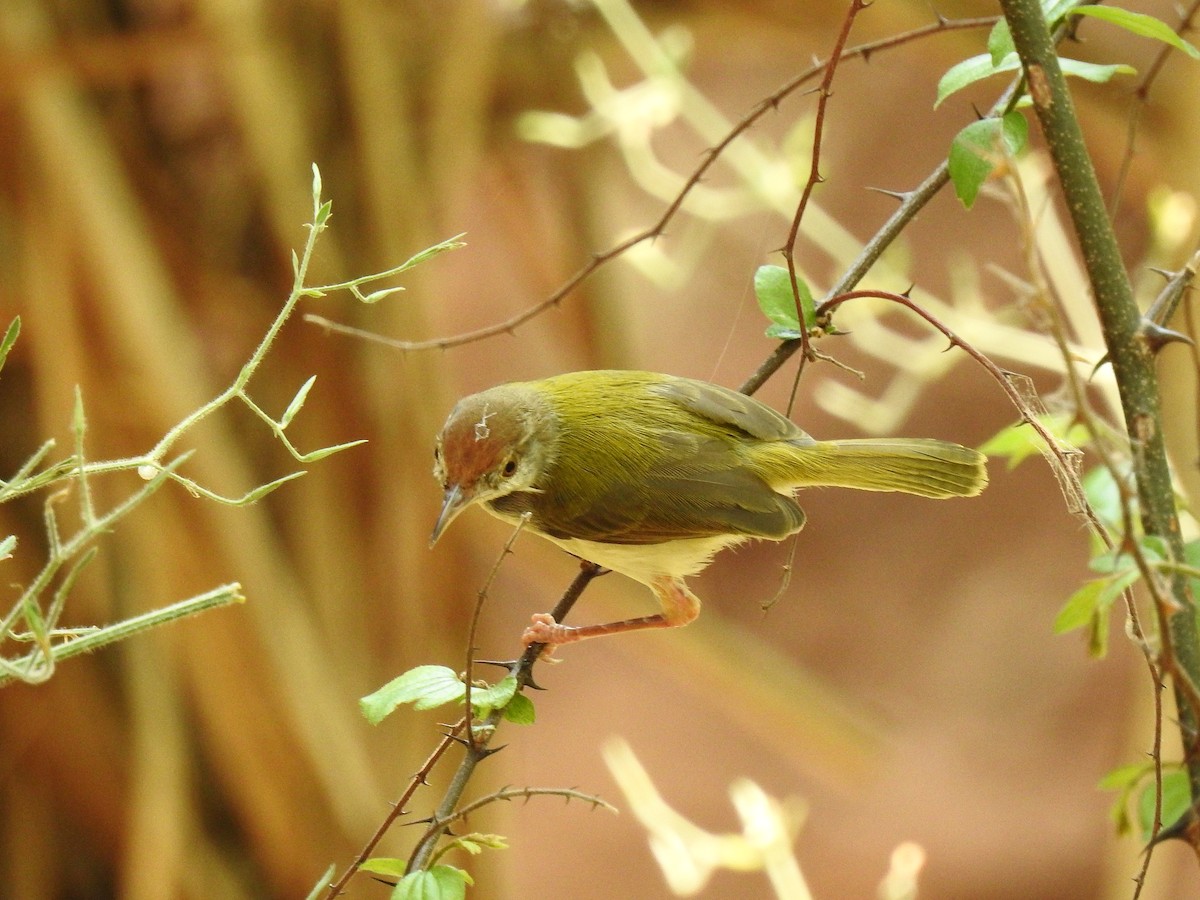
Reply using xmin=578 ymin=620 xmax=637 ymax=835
xmin=430 ymin=370 xmax=987 ymax=648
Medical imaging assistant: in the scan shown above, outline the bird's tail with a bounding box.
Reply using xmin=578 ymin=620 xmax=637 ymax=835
xmin=759 ymin=438 xmax=988 ymax=499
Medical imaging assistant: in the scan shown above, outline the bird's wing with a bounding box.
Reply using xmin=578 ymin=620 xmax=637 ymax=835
xmin=649 ymin=378 xmax=811 ymax=443
xmin=502 ymin=433 xmax=807 ymax=545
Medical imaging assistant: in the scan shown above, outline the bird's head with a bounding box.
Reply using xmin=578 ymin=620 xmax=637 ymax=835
xmin=430 ymin=383 xmax=556 ymax=545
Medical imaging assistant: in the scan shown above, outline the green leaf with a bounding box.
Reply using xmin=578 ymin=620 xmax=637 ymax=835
xmin=1081 ymin=465 xmax=1125 ymax=532
xmin=1183 ymin=537 xmax=1200 ymax=570
xmin=1001 ymin=110 xmax=1029 ymax=155
xmin=1043 ymin=0 xmax=1084 ymax=27
xmin=1093 ymin=566 xmax=1140 ymax=609
xmin=754 ymin=265 xmax=814 ymax=340
xmin=0 ymin=316 xmax=19 ymax=376
xmin=315 ymin=200 xmax=333 ymax=229
xmin=949 ymin=116 xmax=1024 ymax=208
xmin=1086 ymin=599 xmax=1110 ymax=658
xmin=936 ymin=52 xmax=1133 ymax=108
xmin=297 ymin=438 xmax=368 ymax=463
xmin=0 ymin=534 xmax=15 ymax=562
xmin=1089 ymin=537 xmax=1164 ymax=577
xmin=502 ymin=692 xmax=536 ymax=725
xmin=1137 ymin=534 xmax=1169 ymax=564
xmin=393 ymin=866 xmax=472 ymax=900
xmin=978 ymin=413 xmax=1089 ymax=469
xmin=936 ymin=53 xmax=1018 ymax=108
xmin=1138 ymin=769 xmax=1192 ymax=843
xmin=977 ymin=421 xmax=1035 ymax=465
xmin=280 ymin=376 xmax=316 ymax=429
xmin=361 ymin=665 xmax=464 ymax=725
xmin=446 ymin=833 xmax=508 ymax=857
xmin=360 ymin=286 xmax=407 ymax=305
xmin=73 ymin=385 xmax=88 ymax=439
xmin=1054 ymin=579 xmax=1107 ymax=634
xmin=1182 ymin=539 xmax=1200 ymax=600
xmin=469 ymin=674 xmax=519 ymax=716
xmin=1071 ymin=6 xmax=1200 ymax=59
xmin=396 ymin=234 xmax=468 ymax=274
xmin=1086 ymin=548 xmax=1122 ymax=575
xmin=234 ymin=471 xmax=307 ymax=504
xmin=1109 ymin=792 xmax=1133 ymax=836
xmin=948 ymin=120 xmax=999 ymax=208
xmin=1054 ymin=568 xmax=1139 ymax=634
xmin=987 ymin=20 xmax=1014 ymax=66
xmin=1056 ymin=561 xmax=1142 ymax=658
xmin=1058 ymin=57 xmax=1136 ymax=83
xmin=1100 ymin=761 xmax=1153 ymax=835
xmin=1099 ymin=761 xmax=1152 ymax=792
xmin=939 ymin=0 xmax=1082 ymax=115
xmin=361 ymin=858 xmax=410 ymax=879
xmin=311 ymin=163 xmax=323 ymax=206
xmin=21 ymin=592 xmax=48 ymax=643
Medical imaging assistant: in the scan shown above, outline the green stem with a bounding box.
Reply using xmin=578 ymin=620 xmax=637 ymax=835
xmin=1000 ymin=0 xmax=1200 ymax=798
xmin=0 ymin=584 xmax=243 ymax=687
xmin=146 ymin=177 xmax=327 ymax=465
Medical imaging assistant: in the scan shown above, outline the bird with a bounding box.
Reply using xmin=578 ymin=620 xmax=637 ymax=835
xmin=430 ymin=370 xmax=987 ymax=649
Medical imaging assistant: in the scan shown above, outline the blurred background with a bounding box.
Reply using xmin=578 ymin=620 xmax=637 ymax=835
xmin=3 ymin=0 xmax=1200 ymax=897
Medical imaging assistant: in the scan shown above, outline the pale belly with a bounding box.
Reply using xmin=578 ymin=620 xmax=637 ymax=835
xmin=484 ymin=507 xmax=746 ymax=585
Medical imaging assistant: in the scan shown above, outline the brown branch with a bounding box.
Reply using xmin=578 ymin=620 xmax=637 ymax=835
xmin=323 ymin=719 xmax=467 ymax=897
xmin=429 ymin=786 xmax=617 ymax=838
xmin=779 ymin=0 xmax=868 ymax=374
xmin=463 ymin=513 xmax=531 ymax=751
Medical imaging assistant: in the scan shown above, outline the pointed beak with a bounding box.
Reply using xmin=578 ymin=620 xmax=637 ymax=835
xmin=430 ymin=483 xmax=470 ymax=547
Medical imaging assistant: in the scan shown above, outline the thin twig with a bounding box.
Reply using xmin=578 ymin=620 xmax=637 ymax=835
xmin=0 ymin=584 xmax=244 ymax=688
xmin=322 ymin=719 xmax=469 ymax=898
xmin=779 ymin=0 xmax=868 ymax=372
xmin=463 ymin=513 xmax=531 ymax=749
xmin=432 ymin=785 xmax=617 ymax=835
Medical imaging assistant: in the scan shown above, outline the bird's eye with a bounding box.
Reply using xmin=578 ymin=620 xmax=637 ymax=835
xmin=502 ymin=458 xmax=517 ymax=477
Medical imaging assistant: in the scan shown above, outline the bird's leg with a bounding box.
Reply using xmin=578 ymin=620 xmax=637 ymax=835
xmin=521 ymin=576 xmax=700 ymax=647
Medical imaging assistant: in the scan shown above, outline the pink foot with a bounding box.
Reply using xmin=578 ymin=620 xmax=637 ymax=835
xmin=522 ymin=612 xmax=573 ymax=648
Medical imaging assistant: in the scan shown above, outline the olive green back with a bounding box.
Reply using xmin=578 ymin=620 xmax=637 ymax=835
xmin=490 ymin=371 xmax=984 ymax=544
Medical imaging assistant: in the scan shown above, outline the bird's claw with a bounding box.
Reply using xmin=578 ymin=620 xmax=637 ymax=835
xmin=523 ymin=613 xmax=567 ymax=660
